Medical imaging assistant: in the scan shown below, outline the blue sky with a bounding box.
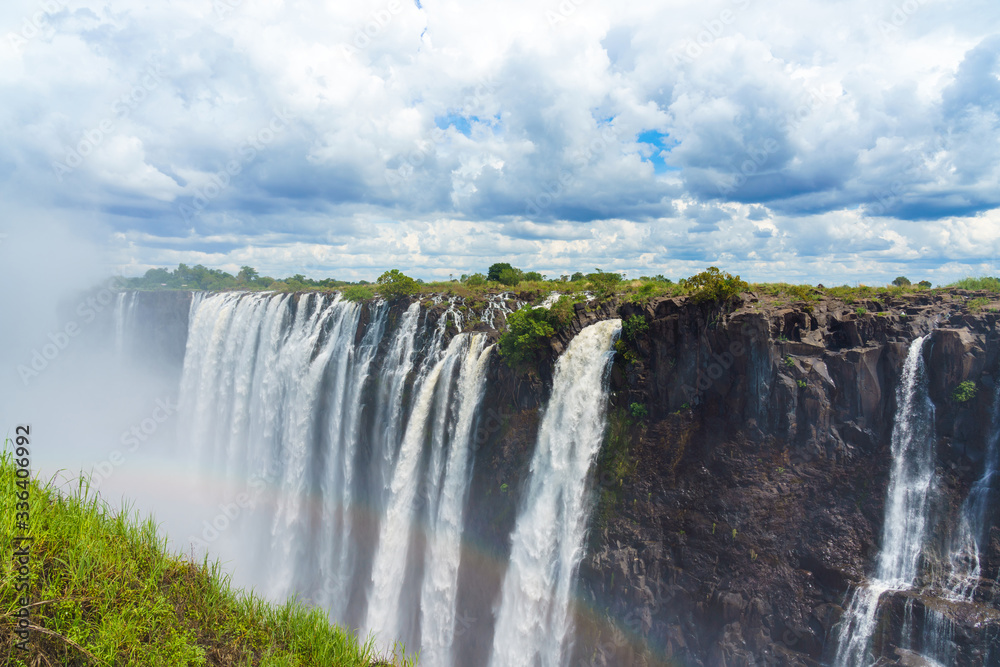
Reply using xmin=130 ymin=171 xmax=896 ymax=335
xmin=2 ymin=0 xmax=1000 ymax=284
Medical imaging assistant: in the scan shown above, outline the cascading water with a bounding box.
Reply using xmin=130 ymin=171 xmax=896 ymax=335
xmin=113 ymin=291 xmax=138 ymax=355
xmin=945 ymin=384 xmax=1000 ymax=601
xmin=177 ymin=291 xmax=501 ymax=666
xmin=834 ymin=335 xmax=936 ymax=666
xmin=489 ymin=318 xmax=622 ymax=667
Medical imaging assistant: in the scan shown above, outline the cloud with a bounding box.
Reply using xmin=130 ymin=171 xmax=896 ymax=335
xmin=1 ymin=0 xmax=999 ymax=284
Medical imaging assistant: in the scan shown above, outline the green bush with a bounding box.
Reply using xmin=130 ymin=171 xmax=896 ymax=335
xmin=622 ymin=314 xmax=649 ymax=341
xmin=629 ymin=402 xmax=649 ymax=419
xmin=341 ymin=285 xmax=375 ymax=302
xmin=523 ymin=271 xmax=544 ymax=282
xmin=498 ymin=308 xmax=557 ymax=368
xmin=686 ymin=267 xmax=749 ymax=304
xmin=951 ymin=380 xmax=978 ymax=403
xmin=570 ymin=271 xmax=585 ymax=282
xmin=586 ymin=269 xmax=623 ymax=299
xmin=547 ymin=295 xmax=576 ymax=328
xmin=375 ymin=269 xmax=419 ymax=299
xmin=918 ymin=280 xmax=932 ymax=288
xmin=464 ymin=273 xmax=487 ymax=286
xmin=892 ymin=276 xmax=911 ymax=286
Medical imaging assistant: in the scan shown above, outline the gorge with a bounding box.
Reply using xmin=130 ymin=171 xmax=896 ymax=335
xmin=100 ymin=286 xmax=1000 ymax=666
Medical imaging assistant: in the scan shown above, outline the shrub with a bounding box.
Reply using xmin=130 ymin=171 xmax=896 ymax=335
xmin=464 ymin=273 xmax=487 ymax=286
xmin=498 ymin=308 xmax=556 ymax=368
xmin=892 ymin=276 xmax=911 ymax=286
xmin=523 ymin=271 xmax=544 ymax=282
xmin=685 ymin=267 xmax=749 ymax=304
xmin=341 ymin=284 xmax=375 ymax=302
xmin=570 ymin=272 xmax=585 ymax=282
xmin=375 ymin=269 xmax=419 ymax=299
xmin=951 ymin=381 xmax=978 ymax=403
xmin=629 ymin=402 xmax=649 ymax=419
xmin=622 ymin=314 xmax=649 ymax=341
xmin=918 ymin=280 xmax=932 ymax=288
xmin=587 ymin=269 xmax=623 ymax=299
xmin=547 ymin=295 xmax=576 ymax=328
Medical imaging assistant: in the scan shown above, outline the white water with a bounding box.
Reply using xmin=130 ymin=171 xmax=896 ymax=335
xmin=944 ymin=384 xmax=1000 ymax=601
xmin=177 ymin=292 xmax=498 ymax=666
xmin=113 ymin=291 xmax=138 ymax=355
xmin=420 ymin=335 xmax=492 ymax=667
xmin=489 ymin=319 xmax=621 ymax=667
xmin=834 ymin=335 xmax=935 ymax=666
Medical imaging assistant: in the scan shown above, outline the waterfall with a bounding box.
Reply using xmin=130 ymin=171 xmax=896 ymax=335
xmin=419 ymin=335 xmax=492 ymax=667
xmin=834 ymin=335 xmax=935 ymax=666
xmin=945 ymin=384 xmax=1000 ymax=601
xmin=489 ymin=319 xmax=622 ymax=667
xmin=113 ymin=291 xmax=138 ymax=355
xmin=177 ymin=292 xmax=497 ymax=665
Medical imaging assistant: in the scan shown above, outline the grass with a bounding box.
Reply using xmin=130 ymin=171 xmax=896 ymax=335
xmin=0 ymin=449 xmax=414 ymax=667
xmin=947 ymin=276 xmax=1000 ymax=292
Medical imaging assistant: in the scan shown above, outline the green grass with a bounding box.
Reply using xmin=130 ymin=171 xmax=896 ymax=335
xmin=947 ymin=276 xmax=1000 ymax=292
xmin=0 ymin=449 xmax=413 ymax=667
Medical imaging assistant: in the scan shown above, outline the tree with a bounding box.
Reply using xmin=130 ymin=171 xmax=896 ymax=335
xmin=488 ymin=262 xmax=518 ymax=282
xmin=918 ymin=280 xmax=932 ymax=288
xmin=523 ymin=271 xmax=544 ymax=282
xmin=238 ymin=266 xmax=259 ymax=284
xmin=570 ymin=272 xmax=585 ymax=282
xmin=892 ymin=276 xmax=911 ymax=286
xmin=497 ymin=267 xmax=523 ymax=286
xmin=375 ymin=269 xmax=419 ymax=299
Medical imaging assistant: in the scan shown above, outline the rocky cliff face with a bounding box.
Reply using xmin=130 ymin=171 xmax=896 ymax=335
xmin=547 ymin=291 xmax=1000 ymax=666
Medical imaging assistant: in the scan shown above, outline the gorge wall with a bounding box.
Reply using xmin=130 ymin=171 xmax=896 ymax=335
xmin=97 ymin=287 xmax=1000 ymax=666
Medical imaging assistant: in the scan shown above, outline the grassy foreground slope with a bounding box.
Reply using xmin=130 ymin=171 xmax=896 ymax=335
xmin=0 ymin=451 xmax=412 ymax=667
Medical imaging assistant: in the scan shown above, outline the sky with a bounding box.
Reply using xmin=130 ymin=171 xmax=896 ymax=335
xmin=2 ymin=0 xmax=1000 ymax=284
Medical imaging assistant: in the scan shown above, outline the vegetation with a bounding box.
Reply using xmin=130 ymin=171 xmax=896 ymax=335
xmin=375 ymin=269 xmax=419 ymax=299
xmin=892 ymin=276 xmax=911 ymax=286
xmin=622 ymin=314 xmax=649 ymax=341
xmin=685 ymin=267 xmax=749 ymax=305
xmin=947 ymin=277 xmax=1000 ymax=291
xmin=497 ymin=308 xmax=557 ymax=369
xmin=0 ymin=449 xmax=412 ymax=667
xmin=951 ymin=380 xmax=978 ymax=403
